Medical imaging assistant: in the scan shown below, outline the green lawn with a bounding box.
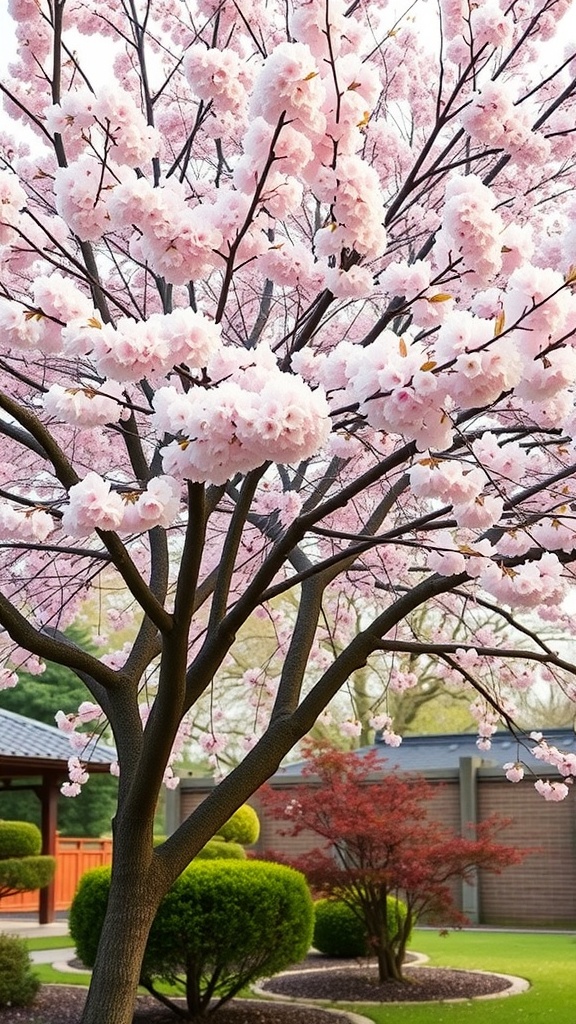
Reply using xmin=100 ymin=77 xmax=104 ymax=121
xmin=346 ymin=930 xmax=576 ymax=1024
xmin=25 ymin=938 xmax=92 ymax=987
xmin=26 ymin=936 xmax=75 ymax=952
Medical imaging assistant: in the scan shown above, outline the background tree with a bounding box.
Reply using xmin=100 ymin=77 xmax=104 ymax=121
xmin=0 ymin=2 xmax=576 ymax=1023
xmin=261 ymin=747 xmax=522 ymax=982
xmin=186 ymin=593 xmax=572 ymax=765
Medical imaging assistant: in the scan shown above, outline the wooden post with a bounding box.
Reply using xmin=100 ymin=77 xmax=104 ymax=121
xmin=38 ymin=774 xmax=59 ymax=924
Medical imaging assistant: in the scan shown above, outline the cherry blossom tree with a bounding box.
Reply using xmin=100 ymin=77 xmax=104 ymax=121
xmin=1 ymin=0 xmax=576 ymax=1021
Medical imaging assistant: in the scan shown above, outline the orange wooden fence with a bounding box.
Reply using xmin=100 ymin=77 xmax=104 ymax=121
xmin=0 ymin=837 xmax=112 ymax=913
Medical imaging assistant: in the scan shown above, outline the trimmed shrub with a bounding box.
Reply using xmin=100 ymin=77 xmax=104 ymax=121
xmin=313 ymin=898 xmax=369 ymax=957
xmin=0 ymin=857 xmax=56 ymax=900
xmin=153 ymin=835 xmax=246 ymax=860
xmin=69 ymin=866 xmax=111 ymax=969
xmin=71 ymin=859 xmax=313 ymax=1017
xmin=0 ymin=934 xmax=40 ymax=1008
xmin=216 ymin=804 xmax=260 ymax=846
xmin=0 ymin=822 xmax=55 ymax=902
xmin=196 ymin=837 xmax=246 ymax=860
xmin=0 ymin=821 xmax=42 ymax=859
xmin=313 ymin=896 xmax=409 ymax=958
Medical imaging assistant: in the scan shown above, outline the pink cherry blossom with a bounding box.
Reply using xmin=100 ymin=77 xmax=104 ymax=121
xmin=0 ymin=169 xmax=27 ymax=244
xmin=503 ymin=762 xmax=525 ymax=783
xmin=62 ymin=472 xmax=126 ymax=537
xmin=534 ymin=779 xmax=570 ymax=802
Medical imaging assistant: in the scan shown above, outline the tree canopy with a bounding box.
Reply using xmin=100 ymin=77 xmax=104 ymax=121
xmin=0 ymin=0 xmax=576 ymax=1021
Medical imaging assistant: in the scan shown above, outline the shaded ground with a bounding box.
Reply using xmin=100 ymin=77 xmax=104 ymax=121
xmin=0 ymin=956 xmax=516 ymax=1022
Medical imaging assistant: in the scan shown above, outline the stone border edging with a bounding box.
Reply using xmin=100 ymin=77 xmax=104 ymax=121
xmin=253 ymin=951 xmax=531 ymax=1007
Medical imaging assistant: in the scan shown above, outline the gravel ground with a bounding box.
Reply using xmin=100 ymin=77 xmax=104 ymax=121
xmin=261 ymin=961 xmax=514 ymax=1002
xmin=0 ymin=956 xmax=516 ymax=1022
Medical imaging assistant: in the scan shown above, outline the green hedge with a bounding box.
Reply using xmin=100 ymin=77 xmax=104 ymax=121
xmin=0 ymin=821 xmax=42 ymax=859
xmin=71 ymin=859 xmax=313 ymax=1016
xmin=313 ymin=896 xmax=409 ymax=958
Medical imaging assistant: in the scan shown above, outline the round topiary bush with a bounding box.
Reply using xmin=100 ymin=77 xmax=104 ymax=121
xmin=216 ymin=804 xmax=260 ymax=846
xmin=71 ymin=859 xmax=313 ymax=1017
xmin=0 ymin=934 xmax=40 ymax=1008
xmin=313 ymin=898 xmax=369 ymax=956
xmin=313 ymin=896 xmax=409 ymax=958
xmin=0 ymin=821 xmax=42 ymax=859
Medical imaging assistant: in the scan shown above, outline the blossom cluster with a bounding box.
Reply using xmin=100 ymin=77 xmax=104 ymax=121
xmin=154 ymin=371 xmax=331 ymax=485
xmin=61 ymin=473 xmax=181 ymax=538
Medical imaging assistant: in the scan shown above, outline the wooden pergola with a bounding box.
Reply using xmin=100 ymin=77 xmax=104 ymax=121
xmin=0 ymin=708 xmax=116 ymax=923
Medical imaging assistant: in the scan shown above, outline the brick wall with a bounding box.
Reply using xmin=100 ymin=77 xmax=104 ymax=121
xmin=477 ymin=775 xmax=576 ymax=926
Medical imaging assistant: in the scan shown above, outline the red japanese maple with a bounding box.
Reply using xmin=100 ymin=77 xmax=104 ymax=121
xmin=263 ymin=747 xmax=523 ymax=981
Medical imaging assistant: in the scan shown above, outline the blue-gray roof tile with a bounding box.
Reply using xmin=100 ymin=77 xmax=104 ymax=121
xmin=278 ymin=729 xmax=576 ymax=776
xmin=0 ymin=707 xmax=116 ymax=765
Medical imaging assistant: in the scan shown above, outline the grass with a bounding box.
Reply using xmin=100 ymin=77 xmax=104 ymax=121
xmin=25 ymin=936 xmax=75 ymax=952
xmin=22 ymin=938 xmax=92 ymax=987
xmin=30 ymin=962 xmax=92 ymax=986
xmin=344 ymin=929 xmax=576 ymax=1024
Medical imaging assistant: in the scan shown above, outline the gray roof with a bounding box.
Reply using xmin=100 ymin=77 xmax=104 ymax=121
xmin=0 ymin=707 xmax=116 ymax=768
xmin=279 ymin=729 xmax=576 ymax=776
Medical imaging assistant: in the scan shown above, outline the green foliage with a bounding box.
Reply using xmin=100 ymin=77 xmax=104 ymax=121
xmin=153 ymin=835 xmax=246 ymax=860
xmin=71 ymin=859 xmax=313 ymax=1016
xmin=0 ymin=856 xmax=56 ymax=899
xmin=0 ymin=820 xmax=42 ymax=858
xmin=0 ymin=934 xmax=40 ymax=1008
xmin=196 ymin=837 xmax=246 ymax=860
xmin=216 ymin=804 xmax=260 ymax=846
xmin=313 ymin=898 xmax=369 ymax=956
xmin=313 ymin=896 xmax=409 ymax=958
xmin=69 ymin=866 xmax=111 ymax=968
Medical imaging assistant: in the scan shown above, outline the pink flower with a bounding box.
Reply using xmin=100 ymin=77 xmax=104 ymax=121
xmin=62 ymin=472 xmax=126 ymax=538
xmin=250 ymin=42 xmax=327 ymax=135
xmin=0 ymin=169 xmax=27 ymax=244
xmin=340 ymin=720 xmax=362 ymax=737
xmin=534 ymin=779 xmax=570 ymax=802
xmin=61 ymin=782 xmax=82 ymax=798
xmin=503 ymin=762 xmax=525 ymax=783
xmin=382 ymin=730 xmax=402 ymax=748
xmin=0 ymin=667 xmax=18 ymax=690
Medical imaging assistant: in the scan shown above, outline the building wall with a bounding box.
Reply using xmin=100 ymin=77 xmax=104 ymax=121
xmin=175 ymin=764 xmax=576 ymax=928
xmin=477 ymin=778 xmax=576 ymax=926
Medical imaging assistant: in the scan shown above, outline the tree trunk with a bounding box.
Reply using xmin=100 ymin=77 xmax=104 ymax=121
xmin=79 ymin=864 xmax=163 ymax=1024
xmin=375 ymin=943 xmax=404 ymax=983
